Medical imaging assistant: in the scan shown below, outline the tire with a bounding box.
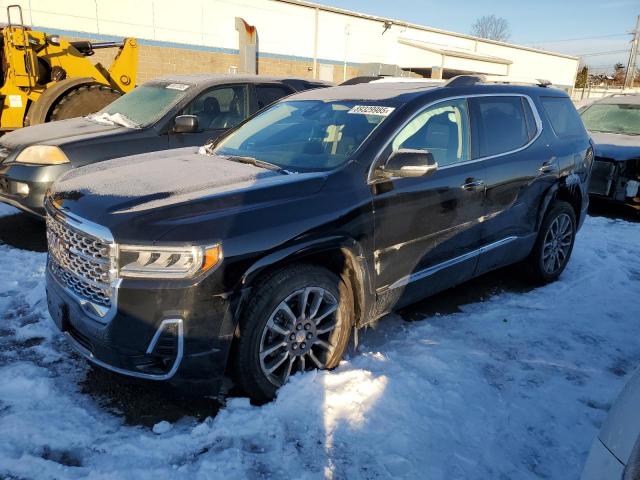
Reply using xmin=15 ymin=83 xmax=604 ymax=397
xmin=524 ymin=200 xmax=576 ymax=284
xmin=49 ymin=84 xmax=121 ymax=122
xmin=234 ymin=264 xmax=353 ymax=403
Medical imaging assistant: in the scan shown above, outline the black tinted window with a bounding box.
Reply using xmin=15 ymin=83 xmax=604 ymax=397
xmin=256 ymin=85 xmax=292 ymax=110
xmin=474 ymin=96 xmax=530 ymax=157
xmin=522 ymin=98 xmax=538 ymax=141
xmin=541 ymin=96 xmax=586 ymax=138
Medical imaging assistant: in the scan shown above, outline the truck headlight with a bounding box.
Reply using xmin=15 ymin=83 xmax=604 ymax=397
xmin=118 ymin=244 xmax=222 ymax=279
xmin=15 ymin=146 xmax=69 ymax=165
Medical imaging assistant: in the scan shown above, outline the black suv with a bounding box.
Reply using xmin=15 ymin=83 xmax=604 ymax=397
xmin=45 ymin=77 xmax=593 ymax=402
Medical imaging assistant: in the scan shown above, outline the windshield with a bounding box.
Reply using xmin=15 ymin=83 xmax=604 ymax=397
xmin=580 ymin=103 xmax=640 ymax=135
xmin=88 ymin=82 xmax=192 ymax=128
xmin=210 ymin=100 xmax=392 ymax=172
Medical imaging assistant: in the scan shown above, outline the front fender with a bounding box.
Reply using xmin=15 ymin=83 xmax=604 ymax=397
xmin=238 ymin=235 xmax=374 ymax=327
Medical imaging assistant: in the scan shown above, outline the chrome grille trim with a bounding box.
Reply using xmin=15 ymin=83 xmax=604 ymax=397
xmin=45 ymin=203 xmax=118 ymax=322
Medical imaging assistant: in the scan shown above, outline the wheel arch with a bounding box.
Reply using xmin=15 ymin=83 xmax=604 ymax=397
xmin=25 ymin=77 xmax=100 ymax=125
xmin=537 ymin=178 xmax=584 ymax=231
xmin=238 ymin=237 xmax=373 ymax=329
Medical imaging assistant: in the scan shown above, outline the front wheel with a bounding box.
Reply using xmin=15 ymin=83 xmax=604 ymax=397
xmin=524 ymin=200 xmax=576 ymax=284
xmin=233 ymin=264 xmax=353 ymax=403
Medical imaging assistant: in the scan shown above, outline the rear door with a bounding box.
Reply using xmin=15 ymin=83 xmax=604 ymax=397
xmin=469 ymin=94 xmax=556 ymax=272
xmin=372 ymin=98 xmax=486 ymax=307
xmin=168 ymin=84 xmax=250 ymax=148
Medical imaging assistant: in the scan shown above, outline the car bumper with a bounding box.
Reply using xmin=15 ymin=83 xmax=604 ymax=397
xmin=581 ymin=438 xmax=625 ymax=480
xmin=46 ymin=262 xmax=239 ymax=395
xmin=0 ymin=163 xmax=70 ymax=217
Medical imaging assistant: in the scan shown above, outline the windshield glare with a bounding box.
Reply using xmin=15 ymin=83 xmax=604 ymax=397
xmin=580 ymin=103 xmax=640 ymax=135
xmin=93 ymin=83 xmax=191 ymax=128
xmin=212 ymin=100 xmax=390 ymax=172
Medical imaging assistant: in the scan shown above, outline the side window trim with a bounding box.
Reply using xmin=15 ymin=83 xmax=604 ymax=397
xmin=367 ymin=93 xmax=544 ymax=184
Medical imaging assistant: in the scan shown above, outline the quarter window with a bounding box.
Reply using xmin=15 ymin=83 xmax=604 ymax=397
xmin=473 ymin=96 xmax=532 ymax=158
xmin=541 ymin=96 xmax=587 ymax=138
xmin=391 ymin=98 xmax=471 ymax=167
xmin=182 ymin=85 xmax=248 ymax=130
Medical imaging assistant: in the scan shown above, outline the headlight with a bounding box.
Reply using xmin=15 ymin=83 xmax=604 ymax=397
xmin=15 ymin=145 xmax=69 ymax=165
xmin=118 ymin=244 xmax=222 ymax=279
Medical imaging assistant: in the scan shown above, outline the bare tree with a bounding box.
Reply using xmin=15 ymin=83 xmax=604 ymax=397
xmin=471 ymin=15 xmax=511 ymax=42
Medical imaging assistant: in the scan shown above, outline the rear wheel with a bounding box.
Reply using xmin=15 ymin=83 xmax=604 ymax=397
xmin=524 ymin=201 xmax=576 ymax=284
xmin=234 ymin=264 xmax=353 ymax=403
xmin=49 ymin=84 xmax=121 ymax=122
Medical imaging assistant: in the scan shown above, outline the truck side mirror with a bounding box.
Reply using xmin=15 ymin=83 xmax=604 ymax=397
xmin=174 ymin=115 xmax=199 ymax=134
xmin=376 ymin=149 xmax=438 ymax=179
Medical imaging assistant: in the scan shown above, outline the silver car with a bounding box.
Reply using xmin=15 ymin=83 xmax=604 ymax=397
xmin=582 ymin=367 xmax=640 ymax=479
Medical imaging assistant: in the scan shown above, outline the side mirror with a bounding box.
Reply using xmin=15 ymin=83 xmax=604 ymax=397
xmin=173 ymin=115 xmax=199 ymax=133
xmin=377 ymin=149 xmax=438 ymax=179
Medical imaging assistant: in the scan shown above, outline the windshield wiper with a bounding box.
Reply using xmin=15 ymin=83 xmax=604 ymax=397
xmin=225 ymin=155 xmax=290 ymax=174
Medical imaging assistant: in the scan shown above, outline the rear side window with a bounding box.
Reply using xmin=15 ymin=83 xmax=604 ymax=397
xmin=540 ymin=96 xmax=586 ymax=138
xmin=256 ymin=85 xmax=293 ymax=110
xmin=473 ymin=96 xmax=532 ymax=158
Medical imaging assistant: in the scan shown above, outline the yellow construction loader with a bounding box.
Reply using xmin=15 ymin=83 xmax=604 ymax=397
xmin=0 ymin=4 xmax=138 ymax=131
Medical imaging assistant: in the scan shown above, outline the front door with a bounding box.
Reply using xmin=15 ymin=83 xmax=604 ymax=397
xmin=372 ymin=98 xmax=486 ymax=308
xmin=168 ymin=84 xmax=250 ymax=148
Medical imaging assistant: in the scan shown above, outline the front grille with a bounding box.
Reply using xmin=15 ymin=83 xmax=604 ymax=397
xmin=589 ymin=159 xmax=616 ymax=196
xmin=46 ymin=214 xmax=113 ymax=308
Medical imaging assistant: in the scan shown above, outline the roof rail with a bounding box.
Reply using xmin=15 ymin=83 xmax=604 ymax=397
xmin=444 ymin=74 xmax=552 ymax=88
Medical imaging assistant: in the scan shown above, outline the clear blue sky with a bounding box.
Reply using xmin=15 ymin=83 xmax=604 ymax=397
xmin=317 ymin=0 xmax=639 ymax=73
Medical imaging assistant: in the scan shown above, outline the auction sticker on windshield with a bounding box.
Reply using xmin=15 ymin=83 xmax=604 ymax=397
xmin=166 ymin=83 xmax=190 ymax=91
xmin=348 ymin=105 xmax=395 ymax=116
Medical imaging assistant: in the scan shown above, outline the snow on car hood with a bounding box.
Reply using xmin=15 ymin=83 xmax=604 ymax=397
xmin=50 ymin=147 xmax=327 ymax=232
xmin=0 ymin=116 xmax=127 ymax=149
xmin=590 ymin=131 xmax=640 ymax=162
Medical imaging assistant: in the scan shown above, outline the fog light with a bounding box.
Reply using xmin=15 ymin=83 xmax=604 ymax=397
xmin=15 ymin=182 xmax=29 ymax=196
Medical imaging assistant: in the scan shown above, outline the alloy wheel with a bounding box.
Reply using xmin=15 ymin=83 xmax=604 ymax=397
xmin=542 ymin=213 xmax=573 ymax=275
xmin=259 ymin=287 xmax=339 ymax=386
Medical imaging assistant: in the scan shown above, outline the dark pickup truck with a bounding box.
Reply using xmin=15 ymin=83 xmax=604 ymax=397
xmin=45 ymin=76 xmax=593 ymax=402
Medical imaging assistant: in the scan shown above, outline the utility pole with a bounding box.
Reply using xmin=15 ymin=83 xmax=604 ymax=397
xmin=624 ymin=15 xmax=640 ymax=89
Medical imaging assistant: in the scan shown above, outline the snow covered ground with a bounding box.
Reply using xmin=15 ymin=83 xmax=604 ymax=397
xmin=1 ymin=201 xmax=639 ymax=480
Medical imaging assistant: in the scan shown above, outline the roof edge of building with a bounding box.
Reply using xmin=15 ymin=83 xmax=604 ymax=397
xmin=274 ymin=0 xmax=580 ymax=61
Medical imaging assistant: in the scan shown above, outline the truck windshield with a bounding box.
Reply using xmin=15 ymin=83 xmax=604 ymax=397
xmin=211 ymin=100 xmax=392 ymax=172
xmin=581 ymin=103 xmax=640 ymax=135
xmin=87 ymin=82 xmax=192 ymax=128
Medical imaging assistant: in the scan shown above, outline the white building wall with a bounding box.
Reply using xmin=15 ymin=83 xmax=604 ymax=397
xmin=0 ymin=0 xmax=579 ymax=87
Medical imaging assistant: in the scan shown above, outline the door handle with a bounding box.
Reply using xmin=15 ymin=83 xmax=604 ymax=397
xmin=461 ymin=179 xmax=485 ymax=191
xmin=539 ymin=161 xmax=554 ymax=174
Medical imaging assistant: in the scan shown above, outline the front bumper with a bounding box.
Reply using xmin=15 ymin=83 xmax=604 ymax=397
xmin=46 ymin=262 xmax=238 ymax=395
xmin=0 ymin=163 xmax=70 ymax=217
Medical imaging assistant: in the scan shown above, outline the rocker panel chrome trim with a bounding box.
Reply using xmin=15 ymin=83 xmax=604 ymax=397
xmin=380 ymin=236 xmax=518 ymax=293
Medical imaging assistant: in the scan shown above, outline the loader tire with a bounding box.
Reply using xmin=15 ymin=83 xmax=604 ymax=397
xmin=49 ymin=84 xmax=121 ymax=122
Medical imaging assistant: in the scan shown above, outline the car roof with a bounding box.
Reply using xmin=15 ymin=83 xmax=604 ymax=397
xmin=592 ymin=94 xmax=640 ymax=106
xmin=145 ymin=73 xmax=330 ymax=87
xmin=288 ymin=81 xmax=563 ymax=104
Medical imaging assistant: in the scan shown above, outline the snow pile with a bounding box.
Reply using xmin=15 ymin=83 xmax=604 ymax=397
xmin=0 ymin=213 xmax=639 ymax=479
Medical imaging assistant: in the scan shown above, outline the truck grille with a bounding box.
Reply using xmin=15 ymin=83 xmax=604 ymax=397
xmin=46 ymin=214 xmax=113 ymax=308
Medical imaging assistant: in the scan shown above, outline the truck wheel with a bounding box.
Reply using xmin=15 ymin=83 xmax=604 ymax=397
xmin=49 ymin=84 xmax=121 ymax=122
xmin=234 ymin=264 xmax=353 ymax=403
xmin=524 ymin=201 xmax=576 ymax=284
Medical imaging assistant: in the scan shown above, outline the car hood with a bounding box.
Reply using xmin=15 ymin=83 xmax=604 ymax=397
xmin=50 ymin=147 xmax=328 ymax=242
xmin=0 ymin=117 xmax=128 ymax=150
xmin=590 ymin=131 xmax=640 ymax=162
